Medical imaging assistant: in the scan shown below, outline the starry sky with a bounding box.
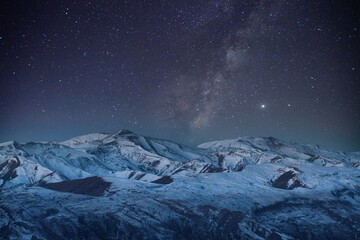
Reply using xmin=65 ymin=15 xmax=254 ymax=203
xmin=0 ymin=0 xmax=359 ymax=151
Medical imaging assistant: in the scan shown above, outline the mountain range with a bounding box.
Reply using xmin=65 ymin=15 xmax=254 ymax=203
xmin=1 ymin=130 xmax=359 ymax=239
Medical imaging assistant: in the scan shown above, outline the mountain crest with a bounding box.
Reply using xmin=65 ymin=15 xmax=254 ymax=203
xmin=1 ymin=131 xmax=359 ymax=239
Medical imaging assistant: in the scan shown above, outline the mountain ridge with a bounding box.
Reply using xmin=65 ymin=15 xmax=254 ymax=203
xmin=1 ymin=130 xmax=359 ymax=239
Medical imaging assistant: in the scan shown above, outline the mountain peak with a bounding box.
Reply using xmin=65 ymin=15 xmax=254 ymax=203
xmin=1 ymin=131 xmax=360 ymax=239
xmin=114 ymin=129 xmax=135 ymax=136
xmin=0 ymin=140 xmax=22 ymax=150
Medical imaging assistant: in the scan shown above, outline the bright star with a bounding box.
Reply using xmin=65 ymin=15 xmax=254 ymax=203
xmin=261 ymin=104 xmax=266 ymax=109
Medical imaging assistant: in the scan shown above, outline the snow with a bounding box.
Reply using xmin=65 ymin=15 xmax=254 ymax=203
xmin=0 ymin=141 xmax=16 ymax=147
xmin=60 ymin=132 xmax=109 ymax=148
xmin=1 ymin=131 xmax=359 ymax=239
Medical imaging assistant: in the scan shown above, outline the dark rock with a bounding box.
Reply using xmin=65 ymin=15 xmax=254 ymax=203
xmin=41 ymin=176 xmax=111 ymax=196
xmin=151 ymin=176 xmax=173 ymax=184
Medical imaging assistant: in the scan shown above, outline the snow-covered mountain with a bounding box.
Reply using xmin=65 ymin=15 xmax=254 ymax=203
xmin=1 ymin=130 xmax=359 ymax=239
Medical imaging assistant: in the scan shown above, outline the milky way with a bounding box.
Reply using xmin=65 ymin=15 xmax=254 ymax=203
xmin=0 ymin=1 xmax=359 ymax=151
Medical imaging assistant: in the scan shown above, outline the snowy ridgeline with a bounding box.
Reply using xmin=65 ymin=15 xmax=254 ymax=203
xmin=0 ymin=130 xmax=359 ymax=240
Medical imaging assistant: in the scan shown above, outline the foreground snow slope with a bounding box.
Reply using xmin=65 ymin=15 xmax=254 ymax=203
xmin=0 ymin=130 xmax=359 ymax=239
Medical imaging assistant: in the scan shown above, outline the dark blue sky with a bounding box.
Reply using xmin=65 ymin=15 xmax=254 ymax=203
xmin=0 ymin=0 xmax=359 ymax=151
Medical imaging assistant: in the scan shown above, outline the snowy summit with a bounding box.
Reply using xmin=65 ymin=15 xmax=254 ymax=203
xmin=0 ymin=130 xmax=359 ymax=239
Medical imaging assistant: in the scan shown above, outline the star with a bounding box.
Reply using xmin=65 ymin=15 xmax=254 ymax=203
xmin=0 ymin=0 xmax=358 ymax=151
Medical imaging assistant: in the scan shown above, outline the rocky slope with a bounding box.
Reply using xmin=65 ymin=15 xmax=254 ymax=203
xmin=0 ymin=130 xmax=359 ymax=239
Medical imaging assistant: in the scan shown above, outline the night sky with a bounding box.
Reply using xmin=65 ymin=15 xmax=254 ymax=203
xmin=1 ymin=1 xmax=359 ymax=151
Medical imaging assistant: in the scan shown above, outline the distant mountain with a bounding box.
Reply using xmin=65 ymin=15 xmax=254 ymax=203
xmin=1 ymin=130 xmax=359 ymax=239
